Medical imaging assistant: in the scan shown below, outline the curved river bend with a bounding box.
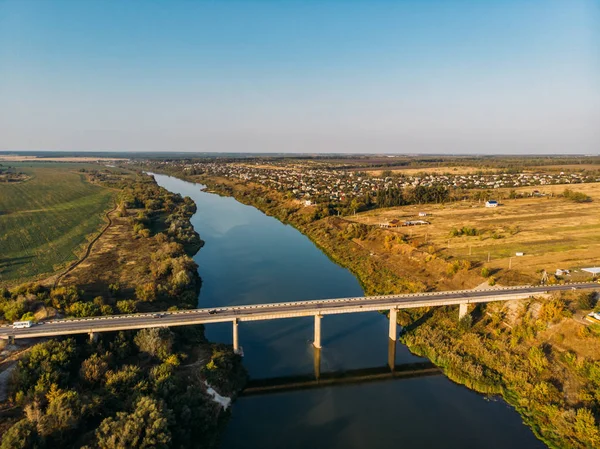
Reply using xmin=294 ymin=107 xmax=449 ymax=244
xmin=153 ymin=174 xmax=545 ymax=449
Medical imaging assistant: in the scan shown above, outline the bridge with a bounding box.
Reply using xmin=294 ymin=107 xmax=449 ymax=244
xmin=1 ymin=283 xmax=597 ymax=354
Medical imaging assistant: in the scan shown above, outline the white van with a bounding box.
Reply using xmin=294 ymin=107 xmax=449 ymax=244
xmin=13 ymin=320 xmax=33 ymax=329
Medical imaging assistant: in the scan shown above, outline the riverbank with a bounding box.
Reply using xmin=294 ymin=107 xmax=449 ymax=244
xmin=159 ymin=171 xmax=600 ymax=449
xmin=0 ymin=172 xmax=247 ymax=448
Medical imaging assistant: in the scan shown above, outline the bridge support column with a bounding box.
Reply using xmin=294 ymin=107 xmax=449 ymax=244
xmin=88 ymin=331 xmax=98 ymax=343
xmin=232 ymin=319 xmax=241 ymax=354
xmin=314 ymin=315 xmax=322 ymax=349
xmin=458 ymin=303 xmax=468 ymax=320
xmin=389 ymin=308 xmax=398 ymax=341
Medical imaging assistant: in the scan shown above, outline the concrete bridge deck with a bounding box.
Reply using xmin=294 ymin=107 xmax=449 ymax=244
xmin=1 ymin=283 xmax=597 ymax=348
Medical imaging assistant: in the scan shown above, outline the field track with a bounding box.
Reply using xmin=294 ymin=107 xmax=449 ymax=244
xmin=53 ymin=202 xmax=118 ymax=287
xmin=0 ymin=165 xmax=115 ymax=284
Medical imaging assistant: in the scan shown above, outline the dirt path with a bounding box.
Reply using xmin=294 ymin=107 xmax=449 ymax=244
xmin=54 ymin=203 xmax=118 ymax=287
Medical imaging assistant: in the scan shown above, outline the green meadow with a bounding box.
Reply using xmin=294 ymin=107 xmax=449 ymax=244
xmin=0 ymin=163 xmax=115 ymax=284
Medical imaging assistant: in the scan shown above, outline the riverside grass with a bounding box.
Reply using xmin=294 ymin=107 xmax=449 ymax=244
xmin=0 ymin=164 xmax=115 ymax=283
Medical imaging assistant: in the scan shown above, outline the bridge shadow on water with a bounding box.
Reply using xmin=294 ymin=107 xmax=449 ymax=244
xmin=242 ymin=340 xmax=441 ymax=397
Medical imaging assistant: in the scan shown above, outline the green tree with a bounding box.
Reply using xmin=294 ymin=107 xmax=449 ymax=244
xmin=105 ymin=365 xmax=142 ymax=395
xmin=20 ymin=311 xmax=36 ymax=322
xmin=67 ymin=301 xmax=100 ymax=317
xmin=574 ymin=408 xmax=600 ymax=447
xmin=2 ymin=298 xmax=27 ymax=322
xmin=0 ymin=419 xmax=40 ymax=449
xmin=37 ymin=387 xmax=81 ymax=440
xmin=80 ymin=353 xmax=110 ymax=384
xmin=135 ymin=283 xmax=157 ymax=302
xmin=95 ymin=396 xmax=171 ymax=449
xmin=116 ymin=299 xmax=137 ymax=314
xmin=12 ymin=339 xmax=77 ymax=394
xmin=134 ymin=328 xmax=174 ymax=360
xmin=49 ymin=286 xmax=80 ymax=310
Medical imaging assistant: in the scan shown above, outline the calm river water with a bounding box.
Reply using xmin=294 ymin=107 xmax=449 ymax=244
xmin=152 ymin=174 xmax=545 ymax=449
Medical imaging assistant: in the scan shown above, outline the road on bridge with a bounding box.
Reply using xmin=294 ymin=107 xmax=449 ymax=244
xmin=1 ymin=282 xmax=598 ymax=340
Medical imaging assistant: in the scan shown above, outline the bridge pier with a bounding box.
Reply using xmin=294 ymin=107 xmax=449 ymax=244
xmin=314 ymin=315 xmax=322 ymax=349
xmin=232 ymin=319 xmax=241 ymax=354
xmin=389 ymin=308 xmax=398 ymax=341
xmin=88 ymin=331 xmax=98 ymax=343
xmin=458 ymin=303 xmax=468 ymax=320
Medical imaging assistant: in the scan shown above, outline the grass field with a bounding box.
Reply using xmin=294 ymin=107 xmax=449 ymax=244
xmin=0 ymin=163 xmax=116 ymax=284
xmin=350 ymin=182 xmax=600 ymax=285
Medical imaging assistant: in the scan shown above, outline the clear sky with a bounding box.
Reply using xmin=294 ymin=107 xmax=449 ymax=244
xmin=0 ymin=0 xmax=598 ymax=154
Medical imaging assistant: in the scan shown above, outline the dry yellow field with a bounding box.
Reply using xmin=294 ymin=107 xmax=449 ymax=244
xmin=350 ymin=182 xmax=600 ymax=283
xmin=530 ymin=164 xmax=600 ymax=172
xmin=366 ymin=166 xmax=488 ymax=176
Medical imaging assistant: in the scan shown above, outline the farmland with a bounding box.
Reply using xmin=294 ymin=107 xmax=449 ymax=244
xmin=348 ymin=182 xmax=600 ymax=285
xmin=0 ymin=163 xmax=116 ymax=284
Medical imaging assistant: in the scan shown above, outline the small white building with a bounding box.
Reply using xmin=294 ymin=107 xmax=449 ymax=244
xmin=418 ymin=212 xmax=428 ymax=217
xmin=485 ymin=200 xmax=499 ymax=208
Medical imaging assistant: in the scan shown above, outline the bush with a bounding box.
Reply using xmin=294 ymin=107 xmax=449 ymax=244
xmin=68 ymin=301 xmax=100 ymax=317
xmin=135 ymin=283 xmax=157 ymax=302
xmin=95 ymin=396 xmax=171 ymax=449
xmin=134 ymin=328 xmax=174 ymax=360
xmin=116 ymin=300 xmax=137 ymax=314
xmin=458 ymin=314 xmax=473 ymax=331
xmin=563 ymin=189 xmax=592 ymax=203
xmin=19 ymin=312 xmax=36 ymax=322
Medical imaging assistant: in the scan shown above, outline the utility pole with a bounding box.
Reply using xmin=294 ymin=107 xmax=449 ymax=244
xmin=469 ymin=245 xmax=472 ymax=256
xmin=487 ymin=252 xmax=491 ymax=262
xmin=509 ymin=257 xmax=512 ymax=270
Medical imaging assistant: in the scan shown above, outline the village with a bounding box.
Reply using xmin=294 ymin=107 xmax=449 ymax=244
xmin=136 ymin=159 xmax=600 ymax=206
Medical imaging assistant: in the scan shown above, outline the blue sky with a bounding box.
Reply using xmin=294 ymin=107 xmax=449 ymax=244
xmin=0 ymin=0 xmax=598 ymax=154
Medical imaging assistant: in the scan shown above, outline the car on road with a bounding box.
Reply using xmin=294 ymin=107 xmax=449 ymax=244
xmin=208 ymin=309 xmax=218 ymax=315
xmin=152 ymin=313 xmax=164 ymax=318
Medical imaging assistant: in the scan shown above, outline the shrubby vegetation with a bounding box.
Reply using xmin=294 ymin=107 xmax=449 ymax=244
xmin=401 ymin=291 xmax=600 ymax=449
xmin=2 ymin=328 xmax=246 ymax=449
xmin=114 ymin=174 xmax=202 ymax=252
xmin=563 ymin=188 xmax=593 ymax=203
xmin=449 ymin=226 xmax=479 ymax=237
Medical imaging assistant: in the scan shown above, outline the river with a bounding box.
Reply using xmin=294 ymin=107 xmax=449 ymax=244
xmin=152 ymin=173 xmax=545 ymax=449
